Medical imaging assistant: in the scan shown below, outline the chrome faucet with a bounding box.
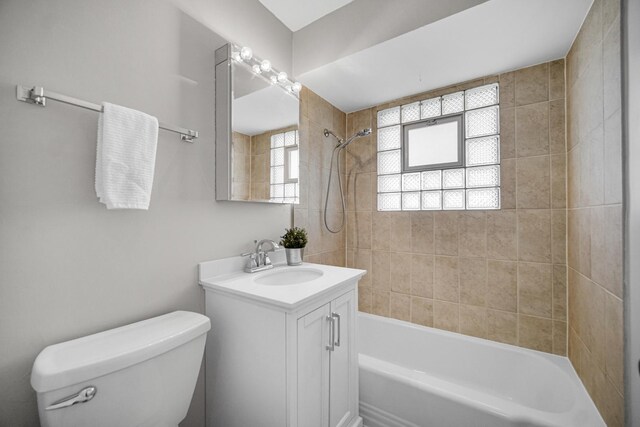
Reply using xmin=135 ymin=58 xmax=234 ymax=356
xmin=242 ymin=239 xmax=280 ymax=273
xmin=255 ymin=239 xmax=279 ymax=266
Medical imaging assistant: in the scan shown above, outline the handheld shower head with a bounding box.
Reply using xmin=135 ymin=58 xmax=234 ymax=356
xmin=323 ymin=128 xmax=372 ymax=148
xmin=321 ymin=127 xmax=372 ymax=234
xmin=341 ymin=128 xmax=372 ymax=148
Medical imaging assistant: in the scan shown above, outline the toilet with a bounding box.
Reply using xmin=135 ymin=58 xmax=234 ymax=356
xmin=31 ymin=311 xmax=210 ymax=427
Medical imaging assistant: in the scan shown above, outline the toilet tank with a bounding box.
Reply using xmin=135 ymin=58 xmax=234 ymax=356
xmin=31 ymin=311 xmax=211 ymax=427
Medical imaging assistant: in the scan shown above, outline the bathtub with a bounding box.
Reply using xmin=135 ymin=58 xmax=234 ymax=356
xmin=358 ymin=313 xmax=604 ymax=427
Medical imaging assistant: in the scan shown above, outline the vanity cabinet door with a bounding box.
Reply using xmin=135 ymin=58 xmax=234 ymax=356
xmin=297 ymin=303 xmax=331 ymax=427
xmin=329 ymin=290 xmax=357 ymax=427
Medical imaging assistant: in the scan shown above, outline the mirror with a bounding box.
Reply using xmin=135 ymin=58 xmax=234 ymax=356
xmin=215 ymin=44 xmax=300 ymax=204
xmin=403 ymin=115 xmax=463 ymax=172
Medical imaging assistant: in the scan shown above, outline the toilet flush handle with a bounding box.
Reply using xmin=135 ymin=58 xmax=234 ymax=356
xmin=46 ymin=386 xmax=97 ymax=410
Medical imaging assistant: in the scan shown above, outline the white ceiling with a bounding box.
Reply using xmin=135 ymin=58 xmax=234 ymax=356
xmin=258 ymin=0 xmax=354 ymax=31
xmin=234 ymin=86 xmax=299 ymax=136
xmin=297 ymin=0 xmax=592 ymax=112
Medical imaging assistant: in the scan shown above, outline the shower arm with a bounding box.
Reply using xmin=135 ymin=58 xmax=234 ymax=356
xmin=323 ymin=129 xmax=344 ymax=146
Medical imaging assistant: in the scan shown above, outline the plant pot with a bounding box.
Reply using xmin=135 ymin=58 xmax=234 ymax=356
xmin=285 ymin=248 xmax=304 ymax=266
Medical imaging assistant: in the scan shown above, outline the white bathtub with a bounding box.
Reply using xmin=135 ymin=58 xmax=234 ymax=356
xmin=358 ymin=313 xmax=604 ymax=427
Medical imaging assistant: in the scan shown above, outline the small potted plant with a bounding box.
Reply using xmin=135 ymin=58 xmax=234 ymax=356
xmin=280 ymin=227 xmax=308 ymax=266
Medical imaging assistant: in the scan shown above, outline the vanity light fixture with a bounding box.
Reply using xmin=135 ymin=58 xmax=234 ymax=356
xmin=239 ymin=46 xmax=253 ymax=61
xmin=231 ymin=44 xmax=300 ymax=98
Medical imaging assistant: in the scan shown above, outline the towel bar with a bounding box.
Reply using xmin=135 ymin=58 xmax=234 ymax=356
xmin=16 ymin=85 xmax=199 ymax=142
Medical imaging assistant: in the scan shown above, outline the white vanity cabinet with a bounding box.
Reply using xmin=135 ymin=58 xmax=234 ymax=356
xmin=198 ymin=258 xmax=364 ymax=427
xmin=297 ymin=290 xmax=357 ymax=427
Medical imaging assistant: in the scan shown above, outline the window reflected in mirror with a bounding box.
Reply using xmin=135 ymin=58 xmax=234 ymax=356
xmin=284 ymin=145 xmax=299 ymax=182
xmin=231 ymin=128 xmax=299 ymax=203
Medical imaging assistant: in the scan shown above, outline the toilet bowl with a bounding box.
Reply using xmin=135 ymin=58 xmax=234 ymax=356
xmin=31 ymin=311 xmax=210 ymax=427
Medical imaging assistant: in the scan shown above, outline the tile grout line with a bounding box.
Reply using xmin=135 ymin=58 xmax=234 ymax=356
xmin=563 ymin=56 xmax=571 ymax=356
xmin=513 ymin=73 xmax=521 ymax=347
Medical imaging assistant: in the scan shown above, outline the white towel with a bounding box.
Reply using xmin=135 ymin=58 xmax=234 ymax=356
xmin=95 ymin=102 xmax=159 ymax=209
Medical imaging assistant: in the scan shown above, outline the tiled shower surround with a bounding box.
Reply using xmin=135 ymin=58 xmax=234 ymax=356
xmin=566 ymin=0 xmax=624 ymax=425
xmin=297 ymin=11 xmax=623 ymax=422
xmin=294 ymin=88 xmax=348 ymax=266
xmin=344 ymin=61 xmax=568 ymax=356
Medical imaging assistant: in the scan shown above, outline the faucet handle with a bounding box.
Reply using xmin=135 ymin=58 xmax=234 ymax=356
xmin=256 ymin=250 xmax=267 ymax=266
xmin=263 ymin=252 xmax=273 ymax=266
xmin=241 ymin=252 xmax=258 ymax=270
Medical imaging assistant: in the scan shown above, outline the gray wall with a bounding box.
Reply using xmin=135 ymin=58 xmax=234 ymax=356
xmin=0 ymin=1 xmax=292 ymax=426
xmin=171 ymin=0 xmax=294 ymax=74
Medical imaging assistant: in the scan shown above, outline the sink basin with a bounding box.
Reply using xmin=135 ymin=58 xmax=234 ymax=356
xmin=254 ymin=267 xmax=324 ymax=286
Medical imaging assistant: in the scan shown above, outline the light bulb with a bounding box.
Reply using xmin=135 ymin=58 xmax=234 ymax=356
xmin=252 ymin=64 xmax=261 ymax=74
xmin=292 ymin=82 xmax=302 ymax=93
xmin=286 ymin=85 xmax=293 ymax=92
xmin=269 ymin=75 xmax=278 ymax=85
xmin=277 ymin=71 xmax=288 ymax=83
xmin=260 ymin=60 xmax=271 ymax=72
xmin=240 ymin=46 xmax=253 ymax=61
xmin=231 ymin=51 xmax=241 ymax=62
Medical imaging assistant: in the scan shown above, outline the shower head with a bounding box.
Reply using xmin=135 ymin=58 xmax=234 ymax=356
xmin=323 ymin=127 xmax=372 ymax=148
xmin=341 ymin=128 xmax=372 ymax=148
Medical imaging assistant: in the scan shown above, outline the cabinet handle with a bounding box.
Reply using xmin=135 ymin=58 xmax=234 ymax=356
xmin=326 ymin=315 xmax=335 ymax=351
xmin=332 ymin=312 xmax=341 ymax=347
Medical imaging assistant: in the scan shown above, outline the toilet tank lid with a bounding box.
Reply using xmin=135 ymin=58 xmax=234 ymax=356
xmin=31 ymin=311 xmax=211 ymax=392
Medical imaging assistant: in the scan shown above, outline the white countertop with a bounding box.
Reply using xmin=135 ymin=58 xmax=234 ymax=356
xmin=199 ymin=254 xmax=365 ymax=310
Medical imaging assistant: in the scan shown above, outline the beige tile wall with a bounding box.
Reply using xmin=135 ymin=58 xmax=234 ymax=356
xmin=249 ymin=130 xmax=271 ymax=200
xmin=345 ymin=61 xmax=568 ymax=356
xmin=566 ymin=0 xmax=624 ymax=425
xmin=293 ymin=88 xmax=348 ymax=265
xmin=231 ymin=132 xmax=251 ymax=200
xmin=291 ymin=5 xmax=624 ymax=425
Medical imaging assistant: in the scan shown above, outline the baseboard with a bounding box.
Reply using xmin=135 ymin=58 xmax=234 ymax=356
xmin=359 ymin=402 xmax=420 ymax=427
xmin=348 ymin=415 xmax=363 ymax=427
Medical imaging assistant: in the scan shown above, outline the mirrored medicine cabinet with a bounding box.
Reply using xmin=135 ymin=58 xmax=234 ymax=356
xmin=215 ymin=44 xmax=300 ymax=204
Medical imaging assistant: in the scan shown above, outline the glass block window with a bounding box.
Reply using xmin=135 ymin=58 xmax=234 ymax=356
xmin=376 ymin=83 xmax=500 ymax=211
xmin=270 ymin=130 xmax=299 ymax=204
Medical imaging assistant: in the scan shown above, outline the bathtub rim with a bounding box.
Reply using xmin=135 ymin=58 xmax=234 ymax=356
xmin=360 ymin=354 xmax=571 ymax=427
xmin=358 ymin=311 xmax=569 ymax=367
xmin=357 ymin=311 xmax=605 ymax=426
